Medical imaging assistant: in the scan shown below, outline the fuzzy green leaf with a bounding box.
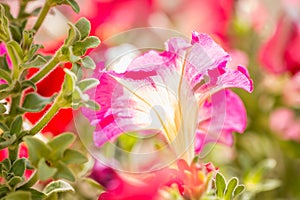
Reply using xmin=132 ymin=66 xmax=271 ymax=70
xmin=62 ymin=69 xmax=77 ymax=96
xmin=233 ymin=185 xmax=245 ymax=199
xmin=77 ymin=78 xmax=99 ymax=92
xmin=0 ymin=134 xmax=17 ymax=150
xmin=224 ymin=177 xmax=238 ymax=200
xmin=22 ymin=93 xmax=53 ymax=112
xmin=43 ymin=180 xmax=74 ymax=196
xmin=0 ymin=158 xmax=11 ymax=171
xmin=0 ymin=103 xmax=6 ymax=114
xmin=65 ymin=0 xmax=80 ymax=13
xmin=5 ymin=190 xmax=31 ymax=200
xmin=0 ymin=185 xmax=9 ymax=198
xmin=81 ymin=56 xmax=96 ymax=69
xmin=75 ymin=18 xmax=90 ymax=40
xmin=72 ymin=36 xmax=100 ymax=56
xmin=21 ymin=55 xmax=48 ymax=68
xmin=54 ymin=161 xmax=75 ymax=181
xmin=27 ymin=189 xmax=47 ymax=200
xmin=6 ymin=40 xmax=23 ymax=68
xmin=216 ymin=173 xmax=226 ymax=198
xmin=10 ymin=158 xmax=26 ymax=177
xmin=37 ymin=158 xmax=57 ymax=181
xmin=10 ymin=116 xmax=23 ymax=135
xmin=7 ymin=176 xmax=23 ymax=189
xmin=64 ymin=23 xmax=81 ymax=46
xmin=0 ymin=68 xmax=11 ymax=84
xmin=62 ymin=149 xmax=87 ymax=165
xmin=84 ymin=100 xmax=100 ymax=110
xmin=48 ymin=133 xmax=75 ymax=160
xmin=21 ymin=80 xmax=36 ymax=91
xmin=24 ymin=136 xmax=51 ymax=166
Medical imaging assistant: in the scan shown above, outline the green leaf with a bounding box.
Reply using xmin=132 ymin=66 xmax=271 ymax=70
xmin=216 ymin=173 xmax=226 ymax=198
xmin=77 ymin=78 xmax=99 ymax=92
xmin=224 ymin=177 xmax=238 ymax=200
xmin=0 ymin=69 xmax=11 ymax=84
xmin=0 ymin=185 xmax=9 ymax=198
xmin=37 ymin=158 xmax=57 ymax=181
xmin=28 ymin=44 xmax=43 ymax=59
xmin=233 ymin=185 xmax=245 ymax=199
xmin=83 ymin=100 xmax=100 ymax=110
xmin=0 ymin=4 xmax=11 ymax=42
xmin=21 ymin=55 xmax=48 ymax=68
xmin=48 ymin=133 xmax=75 ymax=160
xmin=81 ymin=178 xmax=104 ymax=191
xmin=0 ymin=104 xmax=6 ymax=114
xmin=0 ymin=55 xmax=10 ymax=71
xmin=43 ymin=180 xmax=74 ymax=196
xmin=62 ymin=69 xmax=77 ymax=96
xmin=22 ymin=93 xmax=53 ymax=112
xmin=24 ymin=136 xmax=51 ymax=166
xmin=0 ymin=158 xmax=11 ymax=171
xmin=75 ymin=18 xmax=90 ymax=40
xmin=64 ymin=23 xmax=80 ymax=46
xmin=0 ymin=135 xmax=17 ymax=150
xmin=62 ymin=149 xmax=87 ymax=165
xmin=5 ymin=190 xmax=31 ymax=200
xmin=10 ymin=158 xmax=26 ymax=177
xmin=72 ymin=36 xmax=100 ymax=56
xmin=81 ymin=56 xmax=96 ymax=69
xmin=27 ymin=188 xmax=47 ymax=200
xmin=21 ymin=80 xmax=36 ymax=91
xmin=66 ymin=0 xmax=80 ymax=13
xmin=10 ymin=116 xmax=23 ymax=135
xmin=54 ymin=161 xmax=75 ymax=181
xmin=21 ymin=30 xmax=34 ymax=53
xmin=7 ymin=176 xmax=23 ymax=189
xmin=72 ymin=87 xmax=88 ymax=103
xmin=6 ymin=40 xmax=23 ymax=66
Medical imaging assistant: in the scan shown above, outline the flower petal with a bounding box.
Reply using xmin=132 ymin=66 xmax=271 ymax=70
xmin=195 ymin=90 xmax=247 ymax=153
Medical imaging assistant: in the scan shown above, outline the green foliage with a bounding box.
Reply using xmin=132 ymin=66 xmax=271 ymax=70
xmin=61 ymin=68 xmax=100 ymax=110
xmin=24 ymin=133 xmax=88 ymax=182
xmin=0 ymin=0 xmax=99 ymax=199
xmin=214 ymin=173 xmax=245 ymax=200
xmin=21 ymin=93 xmax=53 ymax=112
xmin=43 ymin=180 xmax=74 ymax=196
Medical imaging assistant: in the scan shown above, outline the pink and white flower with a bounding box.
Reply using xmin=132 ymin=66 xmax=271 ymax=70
xmin=83 ymin=32 xmax=253 ymax=161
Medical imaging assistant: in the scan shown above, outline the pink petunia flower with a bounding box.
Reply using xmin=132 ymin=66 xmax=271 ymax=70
xmin=83 ymin=32 xmax=253 ymax=162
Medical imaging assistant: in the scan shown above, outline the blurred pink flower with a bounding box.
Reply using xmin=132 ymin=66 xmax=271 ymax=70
xmin=270 ymin=108 xmax=300 ymax=141
xmin=259 ymin=14 xmax=300 ymax=74
xmin=83 ymin=32 xmax=253 ymax=158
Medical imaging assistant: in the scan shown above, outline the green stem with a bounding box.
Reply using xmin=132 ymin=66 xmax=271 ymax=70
xmin=9 ymin=95 xmax=21 ymax=116
xmin=18 ymin=0 xmax=29 ymax=18
xmin=8 ymin=145 xmax=19 ymax=163
xmin=18 ymin=171 xmax=39 ymax=189
xmin=32 ymin=0 xmax=52 ymax=33
xmin=29 ymin=97 xmax=61 ymax=135
xmin=30 ymin=52 xmax=60 ymax=83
